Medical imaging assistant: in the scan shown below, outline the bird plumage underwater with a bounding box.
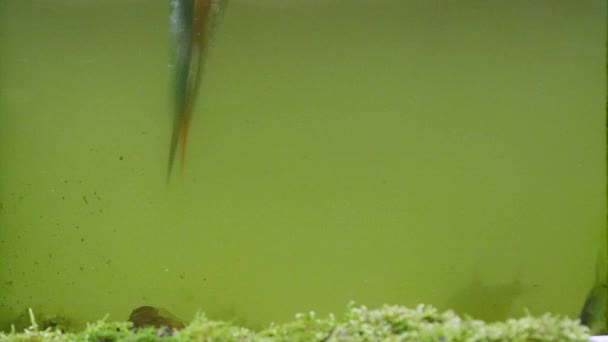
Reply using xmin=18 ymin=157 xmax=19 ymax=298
xmin=167 ymin=0 xmax=227 ymax=180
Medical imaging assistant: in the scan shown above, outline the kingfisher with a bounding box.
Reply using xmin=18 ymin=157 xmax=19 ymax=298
xmin=168 ymin=0 xmax=226 ymax=180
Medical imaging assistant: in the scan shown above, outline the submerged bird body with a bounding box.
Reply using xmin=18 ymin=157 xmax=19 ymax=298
xmin=168 ymin=0 xmax=225 ymax=179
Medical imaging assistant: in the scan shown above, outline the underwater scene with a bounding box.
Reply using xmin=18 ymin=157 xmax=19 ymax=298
xmin=0 ymin=0 xmax=606 ymax=335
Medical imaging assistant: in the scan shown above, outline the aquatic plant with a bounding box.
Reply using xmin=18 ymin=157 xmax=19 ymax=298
xmin=0 ymin=304 xmax=591 ymax=341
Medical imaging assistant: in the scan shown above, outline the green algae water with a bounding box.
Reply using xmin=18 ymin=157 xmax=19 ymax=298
xmin=0 ymin=0 xmax=606 ymax=331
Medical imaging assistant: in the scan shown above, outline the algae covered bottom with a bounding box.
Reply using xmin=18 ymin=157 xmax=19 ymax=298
xmin=0 ymin=304 xmax=594 ymax=342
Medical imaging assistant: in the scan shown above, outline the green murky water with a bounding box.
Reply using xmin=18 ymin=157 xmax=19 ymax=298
xmin=0 ymin=0 xmax=606 ymax=330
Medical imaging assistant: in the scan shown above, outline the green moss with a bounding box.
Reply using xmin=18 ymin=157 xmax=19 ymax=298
xmin=0 ymin=304 xmax=592 ymax=341
xmin=10 ymin=307 xmax=73 ymax=333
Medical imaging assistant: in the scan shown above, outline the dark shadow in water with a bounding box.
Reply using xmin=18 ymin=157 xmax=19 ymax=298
xmin=445 ymin=270 xmax=531 ymax=322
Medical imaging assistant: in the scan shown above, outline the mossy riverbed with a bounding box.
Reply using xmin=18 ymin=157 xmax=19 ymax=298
xmin=0 ymin=303 xmax=593 ymax=341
